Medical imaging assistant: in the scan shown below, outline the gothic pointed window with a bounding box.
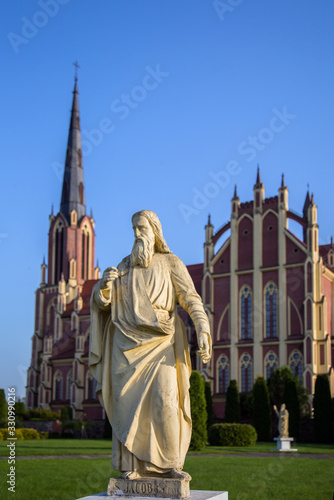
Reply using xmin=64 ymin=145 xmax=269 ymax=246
xmin=55 ymin=371 xmax=63 ymax=401
xmin=67 ymin=371 xmax=73 ymax=400
xmin=78 ymin=148 xmax=82 ymax=167
xmin=79 ymin=183 xmax=84 ymax=205
xmin=81 ymin=226 xmax=90 ymax=280
xmin=54 ymin=223 xmax=64 ymax=284
xmin=87 ymin=371 xmax=97 ymax=400
xmin=264 ymin=351 xmax=278 ymax=379
xmin=240 ymin=286 xmax=252 ymax=340
xmin=240 ymin=353 xmax=252 ymax=393
xmin=217 ymin=355 xmax=229 ymax=393
xmin=289 ymin=350 xmax=303 ymax=381
xmin=265 ymin=282 xmax=278 ymax=338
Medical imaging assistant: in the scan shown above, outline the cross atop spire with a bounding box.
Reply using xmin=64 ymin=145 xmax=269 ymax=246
xmin=73 ymin=61 xmax=80 ymax=82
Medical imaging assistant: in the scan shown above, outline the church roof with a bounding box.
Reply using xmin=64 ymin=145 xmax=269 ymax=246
xmin=60 ymin=77 xmax=86 ymax=224
xmin=50 ymin=333 xmax=75 ymax=360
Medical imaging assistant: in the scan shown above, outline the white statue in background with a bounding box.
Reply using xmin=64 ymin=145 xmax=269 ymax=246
xmin=273 ymin=403 xmax=289 ymax=438
xmin=89 ymin=210 xmax=211 ymax=481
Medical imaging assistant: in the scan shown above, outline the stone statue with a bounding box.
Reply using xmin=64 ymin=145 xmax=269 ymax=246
xmin=273 ymin=403 xmax=289 ymax=438
xmin=89 ymin=210 xmax=211 ymax=483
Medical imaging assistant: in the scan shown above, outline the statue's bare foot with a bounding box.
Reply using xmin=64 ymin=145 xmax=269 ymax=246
xmin=122 ymin=471 xmax=141 ymax=480
xmin=167 ymin=469 xmax=192 ymax=481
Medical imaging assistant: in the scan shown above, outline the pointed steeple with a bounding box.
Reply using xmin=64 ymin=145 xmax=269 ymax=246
xmin=60 ymin=76 xmax=86 ymax=224
xmin=281 ymin=173 xmax=285 ymax=188
xmin=303 ymin=190 xmax=311 ymax=218
xmin=253 ymin=165 xmax=264 ymax=213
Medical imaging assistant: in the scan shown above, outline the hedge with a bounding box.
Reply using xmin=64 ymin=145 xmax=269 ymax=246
xmin=20 ymin=428 xmax=40 ymax=440
xmin=208 ymin=423 xmax=257 ymax=446
xmin=0 ymin=428 xmax=46 ymax=440
xmin=1 ymin=429 xmax=24 ymax=440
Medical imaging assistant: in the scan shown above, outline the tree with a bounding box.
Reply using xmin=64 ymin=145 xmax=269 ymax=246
xmin=204 ymin=381 xmax=214 ymax=431
xmin=252 ymin=376 xmax=271 ymax=441
xmin=0 ymin=390 xmax=6 ymax=420
xmin=313 ymin=375 xmax=333 ymax=443
xmin=189 ymin=371 xmax=207 ymax=450
xmin=225 ymin=380 xmax=240 ymax=423
xmin=267 ymin=366 xmax=309 ymax=417
xmin=283 ymin=378 xmax=300 ymax=440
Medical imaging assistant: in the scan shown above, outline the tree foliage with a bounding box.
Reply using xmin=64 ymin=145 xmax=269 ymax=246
xmin=204 ymin=381 xmax=214 ymax=431
xmin=225 ymin=380 xmax=240 ymax=423
xmin=189 ymin=371 xmax=208 ymax=450
xmin=267 ymin=366 xmax=309 ymax=416
xmin=283 ymin=378 xmax=300 ymax=440
xmin=0 ymin=389 xmax=6 ymax=420
xmin=313 ymin=375 xmax=333 ymax=443
xmin=252 ymin=376 xmax=271 ymax=441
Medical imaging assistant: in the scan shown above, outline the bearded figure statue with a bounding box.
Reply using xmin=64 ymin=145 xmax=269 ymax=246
xmin=89 ymin=210 xmax=211 ymax=482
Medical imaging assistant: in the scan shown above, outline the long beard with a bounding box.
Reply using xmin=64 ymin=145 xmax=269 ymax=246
xmin=131 ymin=236 xmax=155 ymax=268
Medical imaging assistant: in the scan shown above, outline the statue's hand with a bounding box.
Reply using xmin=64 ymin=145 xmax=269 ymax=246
xmin=101 ymin=266 xmax=119 ymax=290
xmin=197 ymin=332 xmax=211 ymax=364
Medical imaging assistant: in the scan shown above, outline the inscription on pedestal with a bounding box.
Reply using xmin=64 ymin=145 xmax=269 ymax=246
xmin=108 ymin=477 xmax=190 ymax=499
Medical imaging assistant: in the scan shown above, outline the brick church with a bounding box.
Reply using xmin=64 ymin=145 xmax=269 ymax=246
xmin=26 ymin=79 xmax=334 ymax=420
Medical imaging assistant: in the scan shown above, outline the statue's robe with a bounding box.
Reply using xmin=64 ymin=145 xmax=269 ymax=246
xmin=89 ymin=252 xmax=210 ymax=473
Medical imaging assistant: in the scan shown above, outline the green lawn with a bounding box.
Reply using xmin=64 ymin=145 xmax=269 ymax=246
xmin=0 ymin=455 xmax=333 ymax=500
xmin=0 ymin=439 xmax=112 ymax=457
xmin=1 ymin=439 xmax=333 ymax=457
xmin=189 ymin=442 xmax=334 ymax=455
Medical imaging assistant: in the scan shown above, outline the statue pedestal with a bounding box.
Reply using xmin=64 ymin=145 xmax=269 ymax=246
xmin=76 ymin=489 xmax=228 ymax=500
xmin=273 ymin=437 xmax=298 ymax=452
xmin=108 ymin=477 xmax=190 ymax=498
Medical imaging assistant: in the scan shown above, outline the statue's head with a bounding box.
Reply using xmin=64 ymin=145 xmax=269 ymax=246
xmin=281 ymin=403 xmax=286 ymax=410
xmin=131 ymin=210 xmax=170 ymax=268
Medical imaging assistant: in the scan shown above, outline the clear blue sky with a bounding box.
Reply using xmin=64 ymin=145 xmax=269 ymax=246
xmin=1 ymin=1 xmax=334 ymax=399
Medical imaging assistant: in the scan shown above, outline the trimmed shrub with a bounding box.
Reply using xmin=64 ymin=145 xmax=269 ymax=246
xmin=1 ymin=429 xmax=23 ymax=440
xmin=252 ymin=376 xmax=271 ymax=441
xmin=283 ymin=378 xmax=300 ymax=440
xmin=204 ymin=381 xmax=214 ymax=431
xmin=0 ymin=430 xmax=3 ymax=440
xmin=314 ymin=375 xmax=333 ymax=443
xmin=208 ymin=423 xmax=257 ymax=447
xmin=20 ymin=428 xmax=40 ymax=440
xmin=15 ymin=401 xmax=27 ymax=419
xmin=189 ymin=370 xmax=208 ymax=450
xmin=225 ymin=380 xmax=240 ymax=423
xmin=26 ymin=408 xmax=60 ymax=420
xmin=61 ymin=405 xmax=73 ymax=421
xmin=39 ymin=431 xmax=49 ymax=439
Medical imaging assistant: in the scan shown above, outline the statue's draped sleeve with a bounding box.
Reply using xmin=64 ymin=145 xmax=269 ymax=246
xmin=89 ymin=283 xmax=113 ymax=410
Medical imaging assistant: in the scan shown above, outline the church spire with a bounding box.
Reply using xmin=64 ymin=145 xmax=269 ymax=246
xmin=60 ymin=74 xmax=85 ymax=224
